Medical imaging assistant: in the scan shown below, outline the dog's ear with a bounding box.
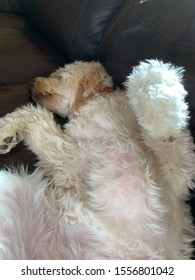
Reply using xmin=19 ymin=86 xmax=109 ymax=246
xmin=71 ymin=71 xmax=105 ymax=114
xmin=32 ymin=77 xmax=64 ymax=113
xmin=32 ymin=77 xmax=59 ymax=97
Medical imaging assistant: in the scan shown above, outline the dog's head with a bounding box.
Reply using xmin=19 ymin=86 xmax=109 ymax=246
xmin=32 ymin=61 xmax=113 ymax=117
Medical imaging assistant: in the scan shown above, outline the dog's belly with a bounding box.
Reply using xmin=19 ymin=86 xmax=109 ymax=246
xmin=84 ymin=139 xmax=167 ymax=258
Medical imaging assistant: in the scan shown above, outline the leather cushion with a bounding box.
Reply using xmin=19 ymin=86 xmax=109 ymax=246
xmin=0 ymin=0 xmax=24 ymax=14
xmin=0 ymin=12 xmax=64 ymax=84
xmin=23 ymin=0 xmax=125 ymax=60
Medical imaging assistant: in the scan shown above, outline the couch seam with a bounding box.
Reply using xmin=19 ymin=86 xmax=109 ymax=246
xmin=98 ymin=0 xmax=195 ymax=55
xmin=97 ymin=0 xmax=136 ymax=55
xmin=136 ymin=11 xmax=195 ymax=51
xmin=69 ymin=0 xmax=88 ymax=53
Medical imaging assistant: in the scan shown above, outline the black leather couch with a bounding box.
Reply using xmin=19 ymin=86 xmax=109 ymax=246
xmin=0 ymin=0 xmax=195 ymax=236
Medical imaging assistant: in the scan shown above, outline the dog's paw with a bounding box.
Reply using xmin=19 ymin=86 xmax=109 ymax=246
xmin=0 ymin=133 xmax=20 ymax=154
xmin=125 ymin=59 xmax=189 ymax=139
xmin=0 ymin=115 xmax=22 ymax=154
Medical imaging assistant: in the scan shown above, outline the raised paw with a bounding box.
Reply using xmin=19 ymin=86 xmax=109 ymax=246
xmin=125 ymin=59 xmax=189 ymax=139
xmin=0 ymin=133 xmax=20 ymax=154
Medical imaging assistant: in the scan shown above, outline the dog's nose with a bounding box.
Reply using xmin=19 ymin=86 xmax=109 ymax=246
xmin=0 ymin=144 xmax=8 ymax=150
xmin=3 ymin=137 xmax=13 ymax=143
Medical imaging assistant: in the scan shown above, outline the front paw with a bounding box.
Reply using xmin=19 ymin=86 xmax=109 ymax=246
xmin=0 ymin=133 xmax=20 ymax=154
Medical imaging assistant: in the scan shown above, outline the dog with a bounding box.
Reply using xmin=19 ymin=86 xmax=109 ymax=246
xmin=0 ymin=60 xmax=194 ymax=259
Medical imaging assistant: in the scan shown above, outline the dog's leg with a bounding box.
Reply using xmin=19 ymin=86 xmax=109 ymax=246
xmin=125 ymin=59 xmax=195 ymax=198
xmin=0 ymin=104 xmax=79 ymax=187
xmin=0 ymin=104 xmax=62 ymax=153
xmin=125 ymin=60 xmax=195 ymax=259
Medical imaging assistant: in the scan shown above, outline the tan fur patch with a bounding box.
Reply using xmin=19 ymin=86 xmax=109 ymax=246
xmin=33 ymin=77 xmax=59 ymax=96
xmin=70 ymin=71 xmax=106 ymax=114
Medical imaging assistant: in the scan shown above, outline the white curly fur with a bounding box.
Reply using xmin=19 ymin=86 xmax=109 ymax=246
xmin=125 ymin=60 xmax=189 ymax=139
xmin=0 ymin=60 xmax=194 ymax=259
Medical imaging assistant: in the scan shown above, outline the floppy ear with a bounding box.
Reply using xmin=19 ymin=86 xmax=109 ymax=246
xmin=32 ymin=77 xmax=64 ymax=112
xmin=71 ymin=71 xmax=105 ymax=113
xmin=32 ymin=77 xmax=60 ymax=97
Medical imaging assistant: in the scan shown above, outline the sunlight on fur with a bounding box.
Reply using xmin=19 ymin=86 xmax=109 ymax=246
xmin=0 ymin=60 xmax=194 ymax=259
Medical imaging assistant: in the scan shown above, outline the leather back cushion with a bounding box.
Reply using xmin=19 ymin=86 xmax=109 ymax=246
xmin=0 ymin=0 xmax=24 ymax=14
xmin=0 ymin=12 xmax=64 ymax=84
xmin=23 ymin=0 xmax=125 ymax=60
